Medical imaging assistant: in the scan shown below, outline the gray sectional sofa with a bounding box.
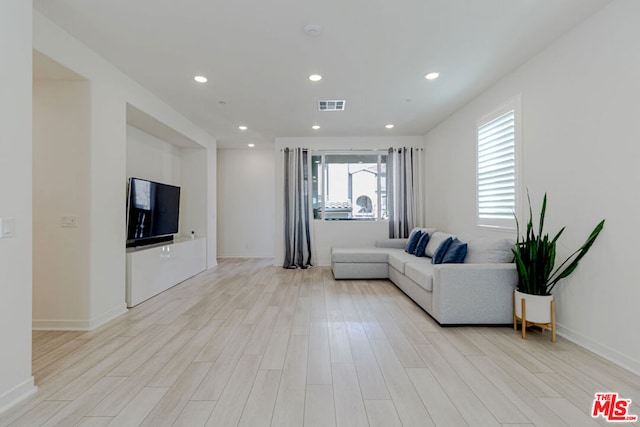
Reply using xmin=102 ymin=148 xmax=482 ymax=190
xmin=331 ymin=228 xmax=518 ymax=325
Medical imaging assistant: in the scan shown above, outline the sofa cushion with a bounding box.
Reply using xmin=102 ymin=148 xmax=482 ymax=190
xmin=457 ymin=234 xmax=515 ymax=263
xmin=432 ymin=237 xmax=454 ymax=264
xmin=441 ymin=238 xmax=468 ymax=264
xmin=414 ymin=232 xmax=431 ymax=256
xmin=405 ymin=262 xmax=434 ymax=292
xmin=388 ymin=249 xmax=429 ymax=273
xmin=332 ymin=248 xmax=389 ymax=263
xmin=405 ymin=230 xmax=423 ymax=253
xmin=425 ymin=232 xmax=455 ymax=257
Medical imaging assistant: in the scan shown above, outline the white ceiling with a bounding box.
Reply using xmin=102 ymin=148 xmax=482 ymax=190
xmin=33 ymin=0 xmax=611 ymax=148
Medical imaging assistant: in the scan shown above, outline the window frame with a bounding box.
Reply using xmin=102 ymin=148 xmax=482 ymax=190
xmin=311 ymin=151 xmax=388 ymax=221
xmin=476 ymin=96 xmax=522 ymax=231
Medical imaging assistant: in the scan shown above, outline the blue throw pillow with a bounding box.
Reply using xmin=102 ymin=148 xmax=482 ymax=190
xmin=405 ymin=231 xmax=423 ymax=253
xmin=414 ymin=233 xmax=430 ymax=257
xmin=432 ymin=237 xmax=453 ymax=264
xmin=442 ymin=238 xmax=468 ymax=264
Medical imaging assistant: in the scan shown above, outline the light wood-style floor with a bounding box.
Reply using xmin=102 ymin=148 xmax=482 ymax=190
xmin=1 ymin=258 xmax=638 ymax=427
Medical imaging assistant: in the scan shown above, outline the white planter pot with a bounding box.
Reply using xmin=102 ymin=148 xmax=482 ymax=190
xmin=514 ymin=290 xmax=553 ymax=324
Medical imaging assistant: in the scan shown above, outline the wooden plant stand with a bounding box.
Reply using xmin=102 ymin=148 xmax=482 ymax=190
xmin=513 ymin=293 xmax=556 ymax=342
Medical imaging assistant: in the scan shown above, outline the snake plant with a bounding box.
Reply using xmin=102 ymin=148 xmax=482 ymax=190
xmin=513 ymin=192 xmax=605 ymax=296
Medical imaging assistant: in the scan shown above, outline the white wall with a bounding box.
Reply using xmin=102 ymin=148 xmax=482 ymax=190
xmin=0 ymin=0 xmax=36 ymax=412
xmin=217 ymin=148 xmax=275 ymax=258
xmin=33 ymin=80 xmax=91 ymax=328
xmin=206 ymin=146 xmax=217 ymax=267
xmin=424 ymin=0 xmax=640 ymax=374
xmin=87 ymin=75 xmax=129 ymax=328
xmin=126 ymin=125 xmax=182 ymax=185
xmin=274 ymin=136 xmax=424 ymax=266
xmin=32 ymin=10 xmax=218 ymax=331
xmin=181 ymin=148 xmax=209 ymax=241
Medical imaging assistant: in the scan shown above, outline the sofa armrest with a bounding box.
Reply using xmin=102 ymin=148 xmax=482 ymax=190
xmin=375 ymin=238 xmax=408 ymax=249
xmin=431 ymin=263 xmax=517 ymax=324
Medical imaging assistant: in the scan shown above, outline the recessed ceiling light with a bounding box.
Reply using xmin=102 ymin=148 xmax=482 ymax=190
xmin=248 ymin=143 xmax=255 ymax=148
xmin=303 ymin=24 xmax=322 ymax=37
xmin=194 ymin=75 xmax=208 ymax=83
xmin=309 ymin=74 xmax=322 ymax=82
xmin=425 ymin=72 xmax=440 ymax=80
xmin=238 ymin=125 xmax=248 ymax=131
xmin=385 ymin=124 xmax=394 ymax=129
xmin=312 ymin=125 xmax=320 ymax=130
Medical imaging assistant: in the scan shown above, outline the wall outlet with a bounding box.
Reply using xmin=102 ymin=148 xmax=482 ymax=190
xmin=61 ymin=215 xmax=78 ymax=228
xmin=0 ymin=217 xmax=15 ymax=238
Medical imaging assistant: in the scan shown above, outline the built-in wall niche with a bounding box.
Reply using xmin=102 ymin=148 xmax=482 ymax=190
xmin=125 ymin=105 xmax=209 ymax=310
xmin=125 ymin=104 xmax=208 ymax=242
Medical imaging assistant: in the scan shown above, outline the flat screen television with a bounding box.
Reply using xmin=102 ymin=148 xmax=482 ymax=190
xmin=126 ymin=177 xmax=180 ymax=248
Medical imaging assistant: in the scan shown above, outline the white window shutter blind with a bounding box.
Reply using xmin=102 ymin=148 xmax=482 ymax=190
xmin=477 ymin=110 xmax=515 ymax=227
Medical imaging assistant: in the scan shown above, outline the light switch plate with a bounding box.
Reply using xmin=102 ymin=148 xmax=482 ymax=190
xmin=61 ymin=215 xmax=78 ymax=228
xmin=0 ymin=217 xmax=16 ymax=238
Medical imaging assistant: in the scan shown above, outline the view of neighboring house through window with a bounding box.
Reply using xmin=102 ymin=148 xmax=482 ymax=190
xmin=312 ymin=152 xmax=387 ymax=220
xmin=477 ymin=100 xmax=519 ymax=230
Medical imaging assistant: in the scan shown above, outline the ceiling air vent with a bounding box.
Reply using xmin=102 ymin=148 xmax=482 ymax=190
xmin=318 ymin=100 xmax=346 ymax=111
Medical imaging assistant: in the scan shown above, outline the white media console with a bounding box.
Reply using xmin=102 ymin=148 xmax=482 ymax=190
xmin=126 ymin=237 xmax=206 ymax=307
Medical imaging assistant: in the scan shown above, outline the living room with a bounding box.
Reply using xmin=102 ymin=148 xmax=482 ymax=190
xmin=2 ymin=0 xmax=639 ymax=424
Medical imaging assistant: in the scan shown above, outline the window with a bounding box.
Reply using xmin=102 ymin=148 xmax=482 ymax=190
xmin=477 ymin=101 xmax=519 ymax=230
xmin=312 ymin=152 xmax=387 ymax=220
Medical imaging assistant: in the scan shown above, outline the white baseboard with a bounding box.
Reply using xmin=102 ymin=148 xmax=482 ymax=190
xmin=556 ymin=322 xmax=640 ymax=376
xmin=32 ymin=318 xmax=91 ymax=331
xmin=33 ymin=303 xmax=128 ymax=331
xmin=90 ymin=303 xmax=128 ymax=330
xmin=0 ymin=377 xmax=36 ymax=415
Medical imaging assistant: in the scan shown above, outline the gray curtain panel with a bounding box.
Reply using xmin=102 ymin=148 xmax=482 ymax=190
xmin=388 ymin=147 xmax=423 ymax=238
xmin=283 ymin=147 xmax=312 ymax=269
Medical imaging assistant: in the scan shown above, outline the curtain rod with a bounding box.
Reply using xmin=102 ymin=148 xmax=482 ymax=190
xmin=385 ymin=147 xmax=424 ymax=152
xmin=310 ymin=148 xmax=389 ymax=152
xmin=279 ymin=147 xmax=423 ymax=152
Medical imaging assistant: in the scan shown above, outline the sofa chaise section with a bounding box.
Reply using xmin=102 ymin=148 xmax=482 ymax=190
xmin=331 ymin=247 xmax=390 ymax=279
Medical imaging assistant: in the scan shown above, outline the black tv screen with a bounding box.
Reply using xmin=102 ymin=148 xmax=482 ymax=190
xmin=126 ymin=177 xmax=180 ymax=247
